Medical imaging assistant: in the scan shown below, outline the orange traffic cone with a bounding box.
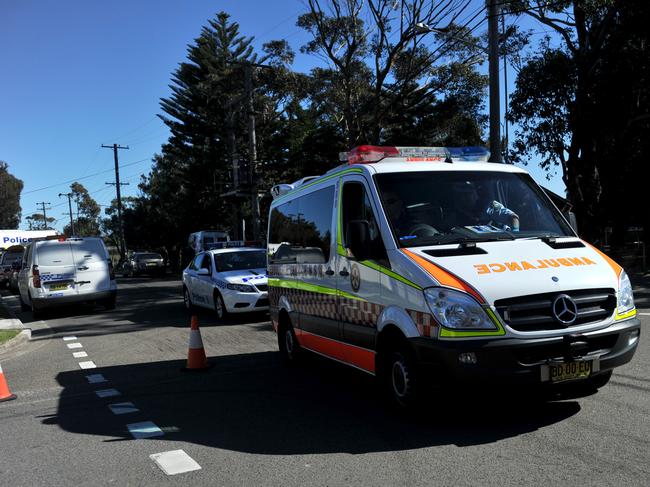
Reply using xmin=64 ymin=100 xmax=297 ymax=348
xmin=0 ymin=363 xmax=17 ymax=403
xmin=182 ymin=315 xmax=210 ymax=372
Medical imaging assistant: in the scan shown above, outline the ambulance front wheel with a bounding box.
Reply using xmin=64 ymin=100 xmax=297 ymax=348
xmin=382 ymin=341 xmax=421 ymax=408
xmin=278 ymin=318 xmax=302 ymax=364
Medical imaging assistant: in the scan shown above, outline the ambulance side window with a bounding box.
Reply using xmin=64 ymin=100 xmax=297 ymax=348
xmin=269 ymin=186 xmax=335 ymax=264
xmin=341 ymin=182 xmax=388 ymax=265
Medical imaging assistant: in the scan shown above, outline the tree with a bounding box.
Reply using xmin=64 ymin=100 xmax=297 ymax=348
xmin=26 ymin=213 xmax=55 ymax=230
xmin=62 ymin=182 xmax=100 ymax=236
xmin=0 ymin=161 xmax=23 ymax=229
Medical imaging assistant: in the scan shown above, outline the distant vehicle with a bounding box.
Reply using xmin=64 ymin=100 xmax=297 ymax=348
xmin=0 ymin=245 xmax=24 ymax=289
xmin=182 ymin=243 xmax=268 ymax=320
xmin=188 ymin=230 xmax=229 ymax=254
xmin=17 ymin=237 xmax=117 ymax=317
xmin=0 ymin=229 xmax=57 ymax=250
xmin=119 ymin=252 xmax=165 ymax=277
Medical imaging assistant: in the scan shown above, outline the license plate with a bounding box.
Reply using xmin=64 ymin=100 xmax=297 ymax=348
xmin=543 ymin=360 xmax=592 ymax=383
xmin=147 ymin=263 xmax=156 ymax=266
xmin=49 ymin=283 xmax=69 ymax=291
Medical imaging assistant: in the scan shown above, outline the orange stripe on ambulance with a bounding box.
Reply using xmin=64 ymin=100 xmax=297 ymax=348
xmin=474 ymin=256 xmax=598 ymax=274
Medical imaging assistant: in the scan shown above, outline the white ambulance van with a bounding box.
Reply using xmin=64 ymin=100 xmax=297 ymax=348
xmin=17 ymin=237 xmax=117 ymax=317
xmin=267 ymin=145 xmax=640 ymax=406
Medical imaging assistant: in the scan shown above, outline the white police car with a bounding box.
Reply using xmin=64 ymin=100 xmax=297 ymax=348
xmin=182 ymin=243 xmax=268 ymax=319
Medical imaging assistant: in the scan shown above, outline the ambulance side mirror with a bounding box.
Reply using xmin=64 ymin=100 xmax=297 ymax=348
xmin=346 ymin=220 xmax=370 ymax=261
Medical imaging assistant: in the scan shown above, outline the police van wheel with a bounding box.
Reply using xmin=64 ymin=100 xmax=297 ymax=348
xmin=19 ymin=293 xmax=30 ymax=311
xmin=278 ymin=321 xmax=301 ymax=363
xmin=383 ymin=343 xmax=420 ymax=408
xmin=183 ymin=286 xmax=193 ymax=311
xmin=28 ymin=293 xmax=43 ymax=320
xmin=214 ymin=292 xmax=228 ymax=321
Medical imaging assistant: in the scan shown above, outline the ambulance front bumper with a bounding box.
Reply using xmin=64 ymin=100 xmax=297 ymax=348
xmin=410 ymin=317 xmax=640 ymax=386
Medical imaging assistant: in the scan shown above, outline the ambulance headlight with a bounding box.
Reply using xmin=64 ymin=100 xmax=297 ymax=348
xmin=227 ymin=283 xmax=255 ymax=293
xmin=424 ymin=288 xmax=496 ymax=330
xmin=617 ymin=271 xmax=635 ymax=314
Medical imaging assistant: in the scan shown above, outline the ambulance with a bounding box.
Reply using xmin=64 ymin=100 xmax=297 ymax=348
xmin=267 ymin=145 xmax=640 ymax=407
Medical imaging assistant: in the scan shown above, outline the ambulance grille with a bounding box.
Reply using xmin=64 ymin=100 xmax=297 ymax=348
xmin=494 ymin=288 xmax=616 ymax=332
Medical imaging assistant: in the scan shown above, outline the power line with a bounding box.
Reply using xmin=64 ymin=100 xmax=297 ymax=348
xmin=22 ymin=157 xmax=150 ymax=195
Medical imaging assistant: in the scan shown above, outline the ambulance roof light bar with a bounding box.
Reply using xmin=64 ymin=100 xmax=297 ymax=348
xmin=339 ymin=145 xmax=490 ymax=164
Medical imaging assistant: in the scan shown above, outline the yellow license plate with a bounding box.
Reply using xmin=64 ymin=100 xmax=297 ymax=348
xmin=548 ymin=360 xmax=592 ymax=383
xmin=49 ymin=283 xmax=69 ymax=291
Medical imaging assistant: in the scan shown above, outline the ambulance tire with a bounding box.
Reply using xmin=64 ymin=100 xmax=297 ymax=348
xmin=183 ymin=286 xmax=194 ymax=311
xmin=214 ymin=291 xmax=228 ymax=321
xmin=382 ymin=341 xmax=421 ymax=409
xmin=278 ymin=319 xmax=302 ymax=364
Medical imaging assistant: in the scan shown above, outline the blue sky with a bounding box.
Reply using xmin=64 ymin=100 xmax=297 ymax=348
xmin=1 ymin=0 xmax=565 ymax=232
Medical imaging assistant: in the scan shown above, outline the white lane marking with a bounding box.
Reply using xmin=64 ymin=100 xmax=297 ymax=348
xmin=95 ymin=389 xmax=121 ymax=398
xmin=78 ymin=361 xmax=96 ymax=369
xmin=62 ymin=336 xmax=77 ymax=341
xmin=108 ymin=402 xmax=139 ymax=415
xmin=86 ymin=374 xmax=107 ymax=384
xmin=150 ymin=450 xmax=201 ymax=475
xmin=72 ymin=351 xmax=88 ymax=358
xmin=67 ymin=343 xmax=83 ymax=349
xmin=127 ymin=421 xmax=164 ymax=439
xmin=638 ymin=312 xmax=650 ymax=316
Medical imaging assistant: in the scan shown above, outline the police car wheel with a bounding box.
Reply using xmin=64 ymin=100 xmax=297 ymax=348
xmin=214 ymin=292 xmax=227 ymax=320
xmin=384 ymin=345 xmax=419 ymax=408
xmin=183 ymin=287 xmax=193 ymax=311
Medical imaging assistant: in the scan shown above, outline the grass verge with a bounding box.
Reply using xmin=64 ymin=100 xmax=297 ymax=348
xmin=0 ymin=330 xmax=20 ymax=345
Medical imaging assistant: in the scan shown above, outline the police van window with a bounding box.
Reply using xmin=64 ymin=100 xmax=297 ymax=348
xmin=269 ymin=186 xmax=335 ymax=264
xmin=341 ymin=182 xmax=387 ymax=264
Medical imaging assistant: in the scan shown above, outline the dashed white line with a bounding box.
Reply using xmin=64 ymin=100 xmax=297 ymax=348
xmin=150 ymin=450 xmax=201 ymax=475
xmin=62 ymin=336 xmax=77 ymax=341
xmin=127 ymin=421 xmax=164 ymax=439
xmin=108 ymin=402 xmax=139 ymax=415
xmin=78 ymin=361 xmax=97 ymax=369
xmin=85 ymin=374 xmax=107 ymax=383
xmin=638 ymin=312 xmax=650 ymax=316
xmin=95 ymin=389 xmax=121 ymax=398
xmin=66 ymin=343 xmax=83 ymax=349
xmin=72 ymin=351 xmax=88 ymax=358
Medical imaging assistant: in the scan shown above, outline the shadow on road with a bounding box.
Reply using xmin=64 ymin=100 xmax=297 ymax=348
xmin=43 ymin=351 xmax=581 ymax=454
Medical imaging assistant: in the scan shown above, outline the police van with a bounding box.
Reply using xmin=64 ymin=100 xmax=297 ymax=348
xmin=267 ymin=145 xmax=640 ymax=406
xmin=182 ymin=241 xmax=268 ymax=319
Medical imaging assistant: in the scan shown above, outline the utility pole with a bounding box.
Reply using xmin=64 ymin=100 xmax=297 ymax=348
xmin=501 ymin=13 xmax=510 ymax=164
xmin=243 ymin=63 xmax=261 ymax=241
xmin=487 ymin=0 xmax=502 ymax=162
xmin=57 ymin=193 xmax=74 ymax=235
xmin=102 ymin=144 xmax=129 ymax=258
xmin=36 ymin=202 xmax=51 ymax=230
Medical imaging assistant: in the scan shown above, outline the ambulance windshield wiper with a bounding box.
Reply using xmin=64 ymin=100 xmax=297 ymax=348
xmin=418 ymin=234 xmax=516 ymax=246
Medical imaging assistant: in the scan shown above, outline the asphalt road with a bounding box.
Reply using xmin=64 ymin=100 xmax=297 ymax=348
xmin=1 ymin=277 xmax=648 ymax=486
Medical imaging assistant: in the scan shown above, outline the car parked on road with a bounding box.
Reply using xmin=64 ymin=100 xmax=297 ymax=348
xmin=17 ymin=237 xmax=117 ymax=317
xmin=119 ymin=252 xmax=165 ymax=277
xmin=182 ymin=244 xmax=268 ymax=320
xmin=0 ymin=245 xmax=24 ymax=289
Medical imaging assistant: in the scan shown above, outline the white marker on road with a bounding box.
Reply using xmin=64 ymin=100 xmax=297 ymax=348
xmin=95 ymin=389 xmax=121 ymax=398
xmin=66 ymin=343 xmax=83 ymax=349
xmin=638 ymin=312 xmax=650 ymax=316
xmin=108 ymin=402 xmax=139 ymax=415
xmin=127 ymin=421 xmax=164 ymax=439
xmin=150 ymin=450 xmax=201 ymax=475
xmin=62 ymin=336 xmax=77 ymax=341
xmin=85 ymin=374 xmax=107 ymax=384
xmin=78 ymin=361 xmax=96 ymax=369
xmin=72 ymin=351 xmax=88 ymax=358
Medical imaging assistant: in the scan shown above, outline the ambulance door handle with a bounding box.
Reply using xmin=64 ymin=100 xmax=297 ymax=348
xmin=339 ymin=269 xmax=349 ymax=277
xmin=325 ymin=268 xmax=335 ymax=276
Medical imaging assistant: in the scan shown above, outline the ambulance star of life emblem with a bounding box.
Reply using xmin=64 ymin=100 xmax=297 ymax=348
xmin=350 ymin=264 xmax=361 ymax=292
xmin=552 ymin=294 xmax=578 ymax=326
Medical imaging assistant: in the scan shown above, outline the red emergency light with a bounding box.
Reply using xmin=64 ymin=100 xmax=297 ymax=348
xmin=346 ymin=145 xmax=399 ymax=164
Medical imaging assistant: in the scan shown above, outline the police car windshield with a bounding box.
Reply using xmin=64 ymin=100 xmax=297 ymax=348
xmin=375 ymin=171 xmax=573 ymax=248
xmin=214 ymin=250 xmax=266 ymax=272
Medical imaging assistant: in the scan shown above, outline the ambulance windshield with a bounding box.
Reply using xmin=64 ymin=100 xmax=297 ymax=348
xmin=375 ymin=171 xmax=573 ymax=247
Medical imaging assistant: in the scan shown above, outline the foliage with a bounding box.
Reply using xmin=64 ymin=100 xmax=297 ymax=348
xmin=26 ymin=212 xmax=55 ymax=230
xmin=62 ymin=182 xmax=100 ymax=236
xmin=0 ymin=161 xmax=23 ymax=229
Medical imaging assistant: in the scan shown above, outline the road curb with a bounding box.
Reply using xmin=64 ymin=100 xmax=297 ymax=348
xmin=0 ymin=294 xmax=30 ymax=350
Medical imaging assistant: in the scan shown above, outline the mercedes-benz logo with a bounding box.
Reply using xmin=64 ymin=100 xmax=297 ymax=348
xmin=552 ymin=294 xmax=578 ymax=325
xmin=350 ymin=264 xmax=361 ymax=292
